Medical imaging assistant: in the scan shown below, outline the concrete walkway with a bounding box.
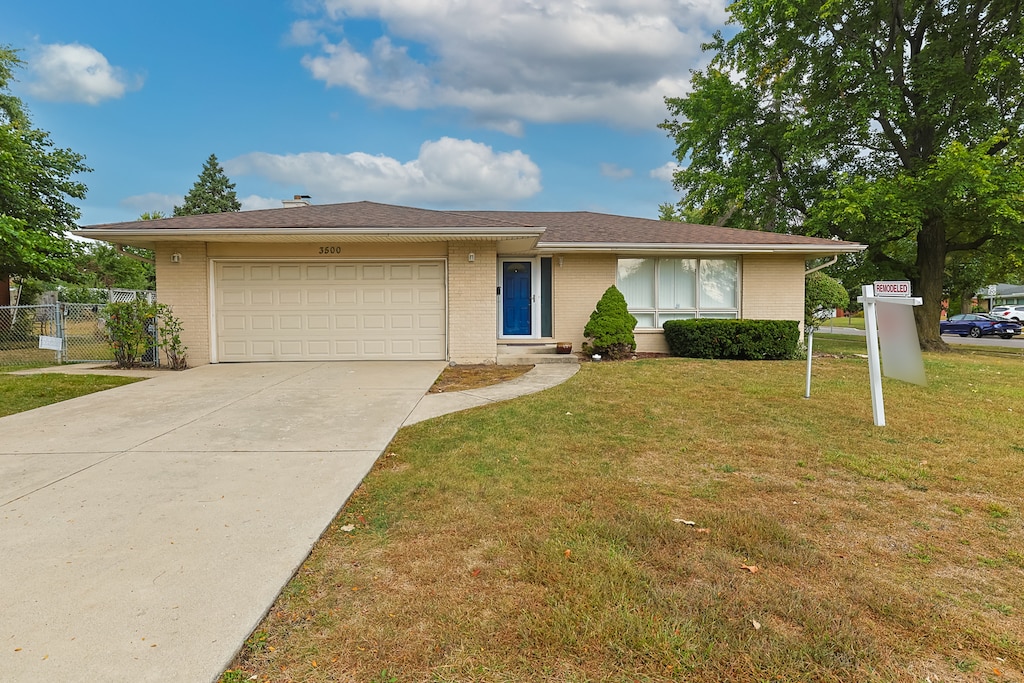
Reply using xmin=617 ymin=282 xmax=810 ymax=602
xmin=0 ymin=360 xmax=580 ymax=682
xmin=0 ymin=361 xmax=444 ymax=683
xmin=404 ymin=362 xmax=579 ymax=426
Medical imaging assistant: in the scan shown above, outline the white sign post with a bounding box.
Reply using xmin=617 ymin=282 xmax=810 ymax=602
xmin=857 ymin=282 xmax=924 ymax=427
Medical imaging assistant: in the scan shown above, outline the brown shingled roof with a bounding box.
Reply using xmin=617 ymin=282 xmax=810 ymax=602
xmin=450 ymin=210 xmax=856 ymax=247
xmin=76 ymin=200 xmax=860 ymax=249
xmin=81 ymin=201 xmax=529 ymax=231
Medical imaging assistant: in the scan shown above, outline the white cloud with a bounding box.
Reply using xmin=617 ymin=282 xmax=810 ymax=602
xmin=600 ymin=163 xmax=634 ymax=180
xmin=28 ymin=43 xmax=142 ymax=104
xmin=296 ymin=0 xmax=720 ymax=129
xmin=120 ymin=193 xmax=181 ymax=216
xmin=650 ymin=162 xmax=680 ymax=182
xmin=225 ymin=137 xmax=541 ymax=206
xmin=286 ymin=20 xmax=322 ymax=46
xmin=239 ymin=195 xmax=285 ymax=211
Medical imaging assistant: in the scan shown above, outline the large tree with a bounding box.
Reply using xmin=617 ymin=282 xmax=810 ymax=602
xmin=173 ymin=153 xmax=241 ymax=216
xmin=662 ymin=0 xmax=1024 ymax=348
xmin=0 ymin=45 xmax=89 ymax=306
xmin=73 ymin=242 xmax=155 ymax=291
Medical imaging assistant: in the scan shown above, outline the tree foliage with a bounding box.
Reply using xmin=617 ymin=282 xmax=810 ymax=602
xmin=1 ymin=45 xmax=89 ymax=302
xmin=173 ymin=154 xmax=241 ymax=216
xmin=662 ymin=0 xmax=1024 ymax=349
xmin=73 ymin=242 xmax=155 ymax=291
xmin=804 ymin=272 xmax=850 ymax=332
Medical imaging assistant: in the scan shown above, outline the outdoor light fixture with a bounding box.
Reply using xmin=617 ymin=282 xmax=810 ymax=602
xmin=468 ymin=252 xmax=475 ymax=262
xmin=558 ymin=256 xmax=564 ymax=267
xmin=171 ymin=253 xmax=181 ymax=263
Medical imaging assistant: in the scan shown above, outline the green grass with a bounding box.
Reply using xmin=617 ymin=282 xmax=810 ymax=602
xmin=814 ymin=331 xmax=1024 ymax=358
xmin=0 ymin=373 xmax=142 ymax=417
xmin=824 ymin=315 xmax=865 ymax=329
xmin=225 ymin=351 xmax=1024 ymax=682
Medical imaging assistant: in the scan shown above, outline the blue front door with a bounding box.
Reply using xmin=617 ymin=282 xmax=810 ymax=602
xmin=502 ymin=262 xmax=532 ymax=336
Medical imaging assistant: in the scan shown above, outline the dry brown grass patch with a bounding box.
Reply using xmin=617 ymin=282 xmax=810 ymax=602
xmin=429 ymin=364 xmax=534 ymax=393
xmin=224 ymin=351 xmax=1024 ymax=683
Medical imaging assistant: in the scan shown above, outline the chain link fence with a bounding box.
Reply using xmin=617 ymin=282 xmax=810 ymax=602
xmin=1 ymin=290 xmax=157 ymax=370
xmin=0 ymin=305 xmax=61 ymax=368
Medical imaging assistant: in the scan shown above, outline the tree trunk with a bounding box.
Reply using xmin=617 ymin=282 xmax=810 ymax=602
xmin=913 ymin=214 xmax=948 ymax=351
xmin=959 ymin=291 xmax=973 ymax=314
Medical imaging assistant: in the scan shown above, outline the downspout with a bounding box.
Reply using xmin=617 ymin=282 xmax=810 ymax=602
xmin=117 ymin=245 xmax=156 ymax=265
xmin=804 ymin=255 xmax=837 ymax=277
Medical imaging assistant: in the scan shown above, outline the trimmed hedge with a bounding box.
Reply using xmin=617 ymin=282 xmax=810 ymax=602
xmin=662 ymin=319 xmax=800 ymax=360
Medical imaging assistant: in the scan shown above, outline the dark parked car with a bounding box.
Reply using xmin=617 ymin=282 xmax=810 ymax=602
xmin=940 ymin=313 xmax=1022 ymax=339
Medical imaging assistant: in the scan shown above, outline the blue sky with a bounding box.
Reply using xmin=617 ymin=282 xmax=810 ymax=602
xmin=6 ymin=0 xmax=728 ymax=226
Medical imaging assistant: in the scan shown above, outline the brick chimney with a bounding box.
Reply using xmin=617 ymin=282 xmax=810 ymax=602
xmin=282 ymin=194 xmax=311 ymax=208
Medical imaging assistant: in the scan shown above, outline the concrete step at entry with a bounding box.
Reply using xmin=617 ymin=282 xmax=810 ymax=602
xmin=497 ymin=343 xmax=579 ymax=366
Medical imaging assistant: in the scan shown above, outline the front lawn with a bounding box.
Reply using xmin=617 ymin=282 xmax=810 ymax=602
xmin=0 ymin=373 xmax=142 ymax=417
xmin=225 ymin=349 xmax=1024 ymax=682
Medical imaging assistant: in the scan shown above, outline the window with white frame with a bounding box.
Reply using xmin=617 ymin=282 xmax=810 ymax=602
xmin=616 ymin=257 xmax=740 ymax=328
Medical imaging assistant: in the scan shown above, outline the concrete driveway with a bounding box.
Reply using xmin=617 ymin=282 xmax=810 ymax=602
xmin=0 ymin=361 xmax=444 ymax=682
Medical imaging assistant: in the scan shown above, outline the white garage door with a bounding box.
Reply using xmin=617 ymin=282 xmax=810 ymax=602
xmin=214 ymin=261 xmax=446 ymax=361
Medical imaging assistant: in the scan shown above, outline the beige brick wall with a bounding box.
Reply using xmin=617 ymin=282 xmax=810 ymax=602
xmin=551 ymin=254 xmax=617 ymax=350
xmin=551 ymin=254 xmax=806 ymax=354
xmin=741 ymin=254 xmax=805 ymax=326
xmin=448 ymin=242 xmax=497 ymax=363
xmin=155 ymin=243 xmax=211 ymax=365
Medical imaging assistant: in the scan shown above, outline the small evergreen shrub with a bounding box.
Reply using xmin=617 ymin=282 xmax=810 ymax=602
xmin=662 ymin=319 xmax=800 ymax=360
xmin=583 ymin=286 xmax=638 ymax=359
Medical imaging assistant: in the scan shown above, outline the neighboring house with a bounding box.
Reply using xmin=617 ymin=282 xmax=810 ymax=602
xmin=74 ymin=200 xmax=864 ymax=365
xmin=979 ymin=283 xmax=1024 ymax=307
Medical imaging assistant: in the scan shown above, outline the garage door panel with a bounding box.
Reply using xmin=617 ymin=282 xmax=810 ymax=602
xmin=418 ymin=264 xmax=443 ymax=279
xmin=308 ymin=289 xmax=330 ymax=305
xmin=215 ymin=260 xmax=446 ymax=361
xmin=335 ymin=289 xmax=357 ymax=304
xmin=419 ymin=339 xmax=444 ymax=355
xmin=418 ymin=289 xmax=442 ymax=305
xmin=391 ymin=288 xmax=414 ymax=304
xmin=362 ymin=289 xmax=385 ymax=304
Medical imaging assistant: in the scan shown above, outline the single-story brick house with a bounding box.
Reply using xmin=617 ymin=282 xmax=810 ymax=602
xmin=74 ymin=200 xmax=864 ymax=365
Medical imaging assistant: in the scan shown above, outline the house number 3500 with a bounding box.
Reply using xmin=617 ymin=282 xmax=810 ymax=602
xmin=318 ymin=246 xmax=342 ymax=254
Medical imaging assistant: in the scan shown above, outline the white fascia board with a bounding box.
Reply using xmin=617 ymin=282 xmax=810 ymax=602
xmin=536 ymin=242 xmax=867 ymax=254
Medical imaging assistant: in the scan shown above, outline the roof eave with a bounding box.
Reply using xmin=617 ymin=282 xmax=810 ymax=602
xmin=535 ymin=242 xmax=866 ymax=255
xmin=72 ymin=226 xmax=545 ymax=244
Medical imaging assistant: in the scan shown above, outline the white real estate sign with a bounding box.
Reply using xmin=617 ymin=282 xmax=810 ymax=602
xmin=857 ymin=282 xmax=926 ymax=426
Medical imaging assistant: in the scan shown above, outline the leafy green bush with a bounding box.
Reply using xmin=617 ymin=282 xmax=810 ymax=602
xmin=102 ymin=300 xmax=189 ymax=369
xmin=103 ymin=299 xmax=159 ymax=368
xmin=662 ymin=319 xmax=800 ymax=360
xmin=157 ymin=306 xmax=188 ymax=369
xmin=583 ymin=286 xmax=638 ymax=359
